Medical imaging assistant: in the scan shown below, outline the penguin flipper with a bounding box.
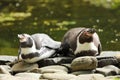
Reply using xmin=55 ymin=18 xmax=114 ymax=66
xmin=43 ymin=41 xmax=61 ymax=49
xmin=18 ymin=46 xmax=21 ymax=61
xmin=32 ymin=33 xmax=61 ymax=50
xmin=97 ymin=44 xmax=102 ymax=56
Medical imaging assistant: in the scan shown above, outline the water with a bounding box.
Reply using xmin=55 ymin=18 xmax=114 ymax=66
xmin=0 ymin=0 xmax=120 ymax=55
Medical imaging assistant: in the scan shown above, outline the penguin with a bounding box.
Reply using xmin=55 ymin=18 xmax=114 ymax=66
xmin=60 ymin=27 xmax=102 ymax=57
xmin=17 ymin=33 xmax=61 ymax=63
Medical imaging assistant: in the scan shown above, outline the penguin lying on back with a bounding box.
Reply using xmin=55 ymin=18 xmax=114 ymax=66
xmin=18 ymin=33 xmax=61 ymax=63
xmin=60 ymin=27 xmax=102 ymax=57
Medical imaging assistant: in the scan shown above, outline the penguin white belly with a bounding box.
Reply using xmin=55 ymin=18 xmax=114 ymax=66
xmin=21 ymin=47 xmax=36 ymax=55
xmin=74 ymin=42 xmax=98 ymax=55
xmin=22 ymin=47 xmax=55 ymax=63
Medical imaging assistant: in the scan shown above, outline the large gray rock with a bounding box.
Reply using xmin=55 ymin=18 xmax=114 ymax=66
xmin=94 ymin=65 xmax=120 ymax=76
xmin=70 ymin=74 xmax=106 ymax=80
xmin=0 ymin=55 xmax=17 ymax=65
xmin=41 ymin=73 xmax=77 ymax=80
xmin=71 ymin=56 xmax=97 ymax=71
xmin=0 ymin=65 xmax=11 ymax=74
xmin=15 ymin=72 xmax=42 ymax=80
xmin=11 ymin=61 xmax=38 ymax=72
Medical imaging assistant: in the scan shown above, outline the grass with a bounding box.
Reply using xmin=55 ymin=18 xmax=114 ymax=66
xmin=0 ymin=47 xmax=18 ymax=56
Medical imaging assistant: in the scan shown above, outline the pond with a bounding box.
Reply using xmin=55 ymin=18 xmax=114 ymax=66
xmin=0 ymin=0 xmax=120 ymax=56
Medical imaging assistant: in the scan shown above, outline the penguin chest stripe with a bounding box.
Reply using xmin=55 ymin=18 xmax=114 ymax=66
xmin=21 ymin=52 xmax=40 ymax=59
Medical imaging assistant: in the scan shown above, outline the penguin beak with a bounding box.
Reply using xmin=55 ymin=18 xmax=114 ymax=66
xmin=18 ymin=34 xmax=24 ymax=39
xmin=18 ymin=34 xmax=26 ymax=42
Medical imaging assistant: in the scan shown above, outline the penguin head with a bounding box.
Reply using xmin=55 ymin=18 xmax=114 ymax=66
xmin=79 ymin=28 xmax=96 ymax=44
xmin=18 ymin=34 xmax=33 ymax=48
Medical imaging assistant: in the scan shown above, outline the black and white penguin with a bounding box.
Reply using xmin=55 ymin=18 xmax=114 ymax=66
xmin=60 ymin=27 xmax=102 ymax=57
xmin=18 ymin=33 xmax=61 ymax=63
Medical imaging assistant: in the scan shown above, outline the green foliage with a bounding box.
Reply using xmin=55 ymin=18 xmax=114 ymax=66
xmin=113 ymin=77 xmax=120 ymax=80
xmin=0 ymin=12 xmax=31 ymax=23
xmin=84 ymin=0 xmax=120 ymax=9
xmin=0 ymin=39 xmax=11 ymax=47
xmin=0 ymin=48 xmax=17 ymax=56
xmin=0 ymin=0 xmax=120 ymax=55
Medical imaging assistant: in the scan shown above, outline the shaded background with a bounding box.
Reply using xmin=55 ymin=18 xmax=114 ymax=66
xmin=0 ymin=0 xmax=120 ymax=55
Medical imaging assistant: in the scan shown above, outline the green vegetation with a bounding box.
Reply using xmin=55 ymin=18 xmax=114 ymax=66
xmin=0 ymin=0 xmax=120 ymax=55
xmin=113 ymin=77 xmax=120 ymax=80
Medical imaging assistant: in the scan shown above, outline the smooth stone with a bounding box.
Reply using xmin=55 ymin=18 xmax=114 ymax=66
xmin=29 ymin=68 xmax=67 ymax=74
xmin=0 ymin=55 xmax=17 ymax=65
xmin=15 ymin=72 xmax=42 ymax=80
xmin=37 ymin=57 xmax=74 ymax=67
xmin=94 ymin=65 xmax=120 ymax=76
xmin=0 ymin=74 xmax=18 ymax=80
xmin=100 ymin=51 xmax=120 ymax=57
xmin=72 ymin=70 xmax=93 ymax=75
xmin=0 ymin=65 xmax=11 ymax=74
xmin=61 ymin=64 xmax=72 ymax=72
xmin=11 ymin=61 xmax=38 ymax=72
xmin=115 ymin=55 xmax=120 ymax=62
xmin=96 ymin=56 xmax=119 ymax=67
xmin=41 ymin=73 xmax=77 ymax=80
xmin=70 ymin=74 xmax=106 ymax=80
xmin=0 ymin=74 xmax=38 ymax=80
xmin=71 ymin=56 xmax=97 ymax=71
xmin=39 ymin=65 xmax=69 ymax=72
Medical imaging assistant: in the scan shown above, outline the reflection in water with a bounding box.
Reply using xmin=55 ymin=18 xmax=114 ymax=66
xmin=0 ymin=0 xmax=120 ymax=55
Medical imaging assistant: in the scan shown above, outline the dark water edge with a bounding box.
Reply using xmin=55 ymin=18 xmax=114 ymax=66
xmin=0 ymin=0 xmax=120 ymax=55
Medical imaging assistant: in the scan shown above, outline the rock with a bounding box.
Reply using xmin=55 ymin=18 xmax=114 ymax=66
xmin=0 ymin=74 xmax=17 ymax=80
xmin=39 ymin=65 xmax=69 ymax=72
xmin=0 ymin=55 xmax=17 ymax=65
xmin=0 ymin=74 xmax=39 ymax=80
xmin=37 ymin=57 xmax=74 ymax=67
xmin=29 ymin=68 xmax=67 ymax=74
xmin=71 ymin=56 xmax=97 ymax=71
xmin=61 ymin=64 xmax=72 ymax=72
xmin=94 ymin=65 xmax=120 ymax=76
xmin=115 ymin=55 xmax=120 ymax=63
xmin=15 ymin=72 xmax=42 ymax=80
xmin=72 ymin=70 xmax=92 ymax=75
xmin=11 ymin=61 xmax=38 ymax=72
xmin=70 ymin=74 xmax=106 ymax=80
xmin=97 ymin=56 xmax=119 ymax=67
xmin=41 ymin=73 xmax=77 ymax=80
xmin=100 ymin=51 xmax=120 ymax=57
xmin=28 ymin=65 xmax=69 ymax=74
xmin=0 ymin=65 xmax=11 ymax=74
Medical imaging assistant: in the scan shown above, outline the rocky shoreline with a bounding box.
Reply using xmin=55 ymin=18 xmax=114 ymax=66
xmin=0 ymin=51 xmax=120 ymax=80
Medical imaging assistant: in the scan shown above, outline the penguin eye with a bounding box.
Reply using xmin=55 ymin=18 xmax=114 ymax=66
xmin=87 ymin=28 xmax=95 ymax=34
